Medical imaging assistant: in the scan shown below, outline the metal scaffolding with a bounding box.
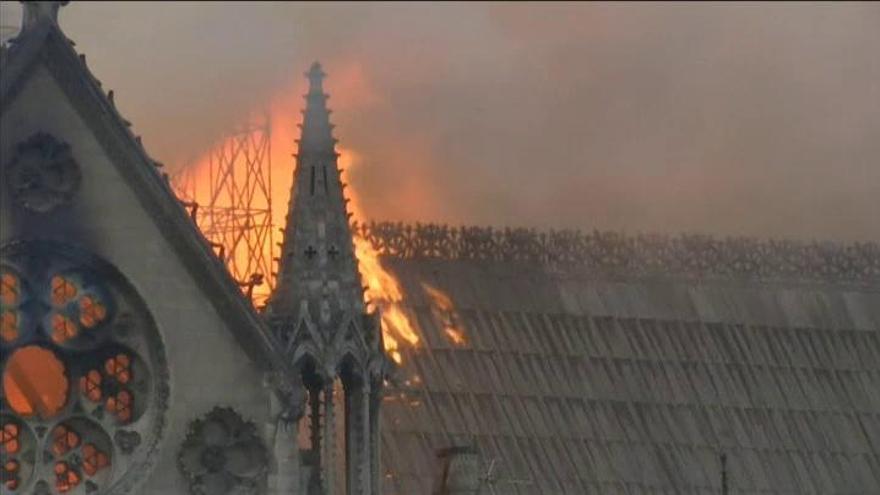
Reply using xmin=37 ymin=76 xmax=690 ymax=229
xmin=172 ymin=114 xmax=275 ymax=307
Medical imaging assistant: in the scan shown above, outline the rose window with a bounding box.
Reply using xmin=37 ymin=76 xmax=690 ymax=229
xmin=0 ymin=241 xmax=168 ymax=494
xmin=1 ymin=417 xmax=35 ymax=492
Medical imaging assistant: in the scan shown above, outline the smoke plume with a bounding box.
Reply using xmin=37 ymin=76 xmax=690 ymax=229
xmin=3 ymin=2 xmax=878 ymax=241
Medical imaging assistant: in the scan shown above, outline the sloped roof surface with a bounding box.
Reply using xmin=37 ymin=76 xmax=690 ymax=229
xmin=365 ymin=223 xmax=880 ymax=494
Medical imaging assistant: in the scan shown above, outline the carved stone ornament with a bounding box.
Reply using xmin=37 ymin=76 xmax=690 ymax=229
xmin=5 ymin=133 xmax=82 ymax=213
xmin=114 ymin=429 xmax=142 ymax=454
xmin=178 ymin=407 xmax=269 ymax=495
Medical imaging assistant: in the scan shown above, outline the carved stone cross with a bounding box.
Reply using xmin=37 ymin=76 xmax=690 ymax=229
xmin=327 ymin=244 xmax=339 ymax=259
xmin=304 ymin=245 xmax=318 ymax=259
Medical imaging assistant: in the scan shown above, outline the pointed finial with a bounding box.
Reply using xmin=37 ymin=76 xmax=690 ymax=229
xmin=21 ymin=1 xmax=68 ymax=31
xmin=306 ymin=61 xmax=325 ymax=94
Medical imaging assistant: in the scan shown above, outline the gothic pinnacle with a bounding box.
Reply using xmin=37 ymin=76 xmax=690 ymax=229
xmin=268 ymin=62 xmax=364 ymax=322
xmin=306 ymin=61 xmax=325 ymax=94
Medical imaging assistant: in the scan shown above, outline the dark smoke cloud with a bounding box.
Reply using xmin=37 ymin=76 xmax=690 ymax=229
xmin=3 ymin=2 xmax=877 ymax=241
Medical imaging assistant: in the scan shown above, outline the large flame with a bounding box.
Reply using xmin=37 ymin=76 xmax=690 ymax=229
xmin=339 ymin=150 xmax=421 ymax=364
xmin=172 ymin=62 xmax=464 ymax=364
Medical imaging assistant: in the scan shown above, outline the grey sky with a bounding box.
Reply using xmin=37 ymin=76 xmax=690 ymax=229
xmin=3 ymin=2 xmax=878 ymax=241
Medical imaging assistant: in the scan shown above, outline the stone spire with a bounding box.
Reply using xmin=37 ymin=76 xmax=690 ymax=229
xmin=21 ymin=1 xmax=67 ymax=31
xmin=268 ymin=63 xmax=385 ymax=495
xmin=268 ymin=61 xmax=365 ymax=326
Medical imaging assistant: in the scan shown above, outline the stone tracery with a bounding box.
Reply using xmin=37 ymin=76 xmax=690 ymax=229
xmin=0 ymin=417 xmax=35 ymax=492
xmin=0 ymin=241 xmax=168 ymax=494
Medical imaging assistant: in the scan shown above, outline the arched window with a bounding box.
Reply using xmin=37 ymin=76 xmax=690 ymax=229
xmin=0 ymin=241 xmax=168 ymax=494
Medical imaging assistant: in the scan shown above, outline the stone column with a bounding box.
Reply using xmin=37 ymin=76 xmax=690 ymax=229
xmin=360 ymin=381 xmax=373 ymax=495
xmin=265 ymin=375 xmax=305 ymax=495
xmin=321 ymin=384 xmax=336 ymax=495
xmin=344 ymin=386 xmax=352 ymax=495
xmin=346 ymin=380 xmax=372 ymax=495
xmin=369 ymin=381 xmax=382 ymax=495
xmin=270 ymin=415 xmax=301 ymax=495
xmin=309 ymin=386 xmax=322 ymax=461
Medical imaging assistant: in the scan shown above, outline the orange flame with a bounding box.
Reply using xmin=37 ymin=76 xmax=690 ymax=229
xmin=421 ymin=282 xmax=467 ymax=347
xmin=420 ymin=282 xmax=453 ymax=311
xmin=173 ymin=64 xmax=433 ymax=364
xmin=341 ymin=150 xmax=421 ymax=364
xmin=267 ymin=68 xmax=424 ymax=367
xmin=170 ymin=114 xmax=278 ymax=307
xmin=444 ymin=327 xmax=466 ymax=346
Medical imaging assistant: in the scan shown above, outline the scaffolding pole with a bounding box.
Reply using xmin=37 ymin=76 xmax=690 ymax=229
xmin=171 ymin=113 xmax=275 ymax=307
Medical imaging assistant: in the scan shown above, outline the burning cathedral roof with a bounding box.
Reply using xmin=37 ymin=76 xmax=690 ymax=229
xmin=5 ymin=4 xmax=878 ymax=495
xmin=164 ymin=56 xmax=880 ymax=493
xmin=362 ymin=222 xmax=880 ymax=494
xmin=168 ymin=58 xmax=880 ymax=494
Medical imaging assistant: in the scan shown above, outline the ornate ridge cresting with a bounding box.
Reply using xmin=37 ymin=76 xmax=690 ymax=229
xmin=353 ymin=221 xmax=880 ymax=286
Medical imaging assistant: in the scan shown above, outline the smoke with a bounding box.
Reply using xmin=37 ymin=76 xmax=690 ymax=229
xmin=5 ymin=2 xmax=878 ymax=241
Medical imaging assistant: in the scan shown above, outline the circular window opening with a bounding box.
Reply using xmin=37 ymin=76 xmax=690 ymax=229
xmin=3 ymin=346 xmax=69 ymax=419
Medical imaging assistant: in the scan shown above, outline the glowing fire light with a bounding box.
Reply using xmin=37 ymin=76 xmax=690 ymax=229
xmin=172 ymin=64 xmax=459 ymax=366
xmin=421 ymin=282 xmax=467 ymax=347
xmin=445 ymin=328 xmax=466 ymax=346
xmin=170 ymin=116 xmax=277 ymax=306
xmin=341 ymin=150 xmax=421 ymax=364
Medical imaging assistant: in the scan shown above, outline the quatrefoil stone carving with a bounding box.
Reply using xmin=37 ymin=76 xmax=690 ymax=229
xmin=5 ymin=133 xmax=82 ymax=213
